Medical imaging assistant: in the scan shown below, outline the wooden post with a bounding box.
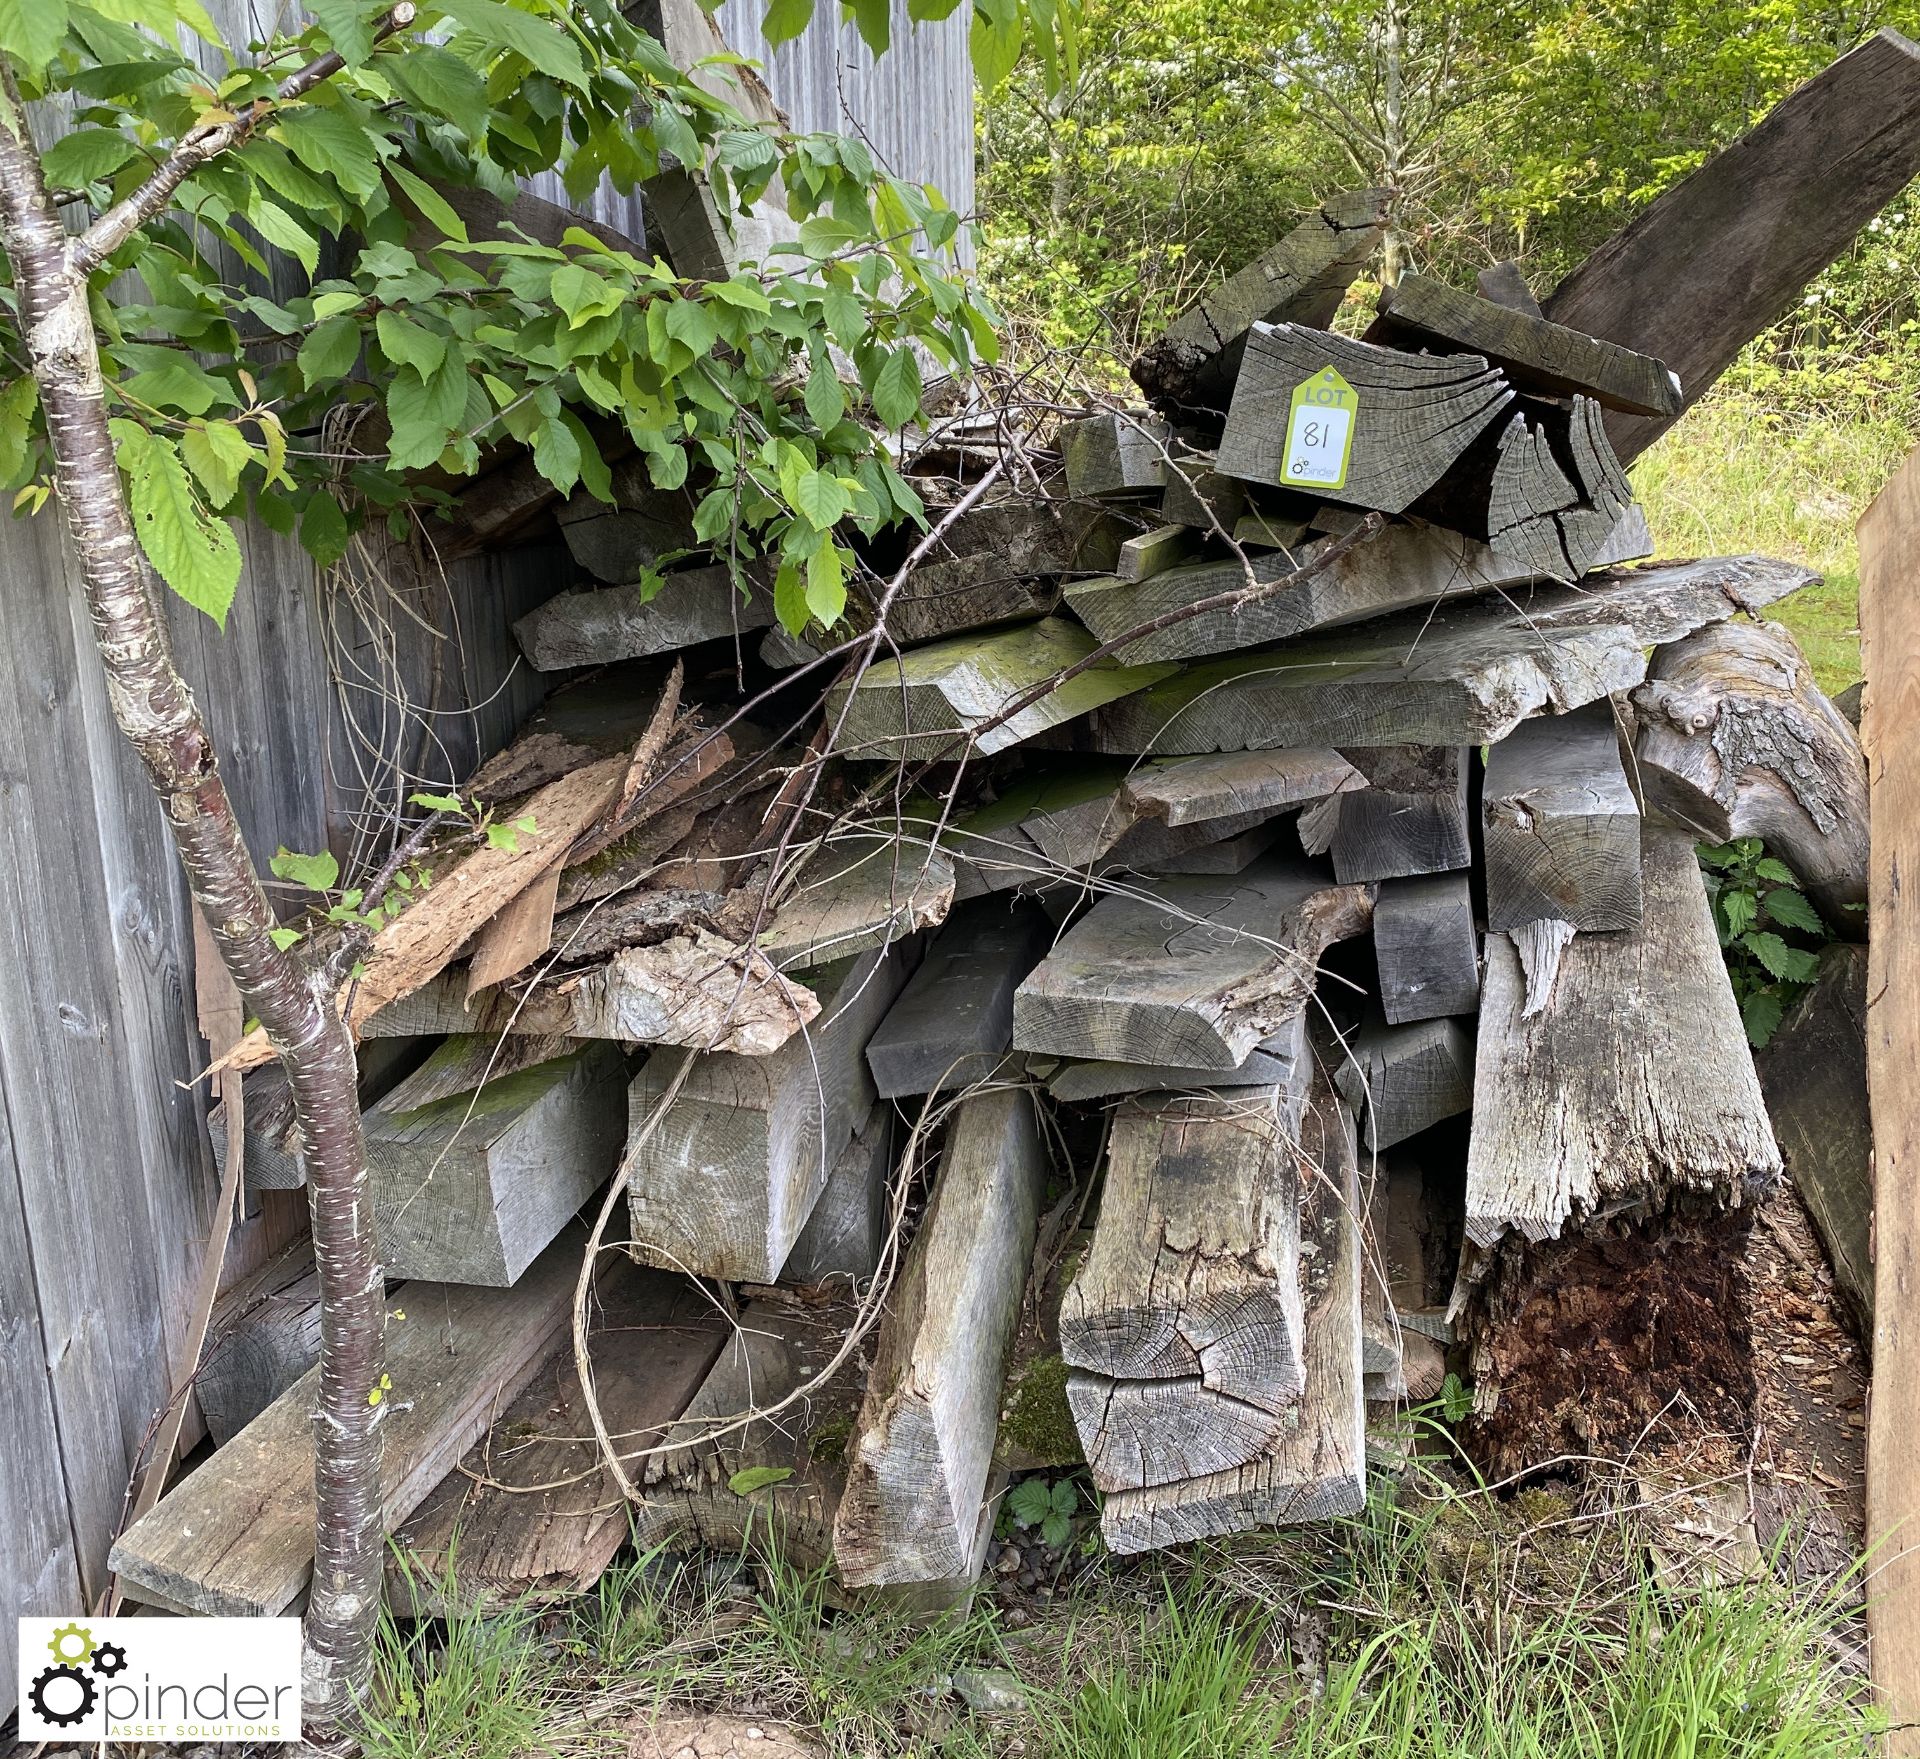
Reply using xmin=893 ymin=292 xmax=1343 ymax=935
xmin=1333 ymin=1016 xmax=1474 ymax=1152
xmin=1373 ymin=873 xmax=1480 ymax=1024
xmin=1300 ymin=745 xmax=1472 ymax=884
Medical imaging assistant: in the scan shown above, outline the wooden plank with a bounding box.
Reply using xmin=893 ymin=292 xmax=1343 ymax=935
xmin=1044 ymin=1013 xmax=1307 ymax=1103
xmin=465 ymin=857 xmax=563 ymax=995
xmin=514 ymin=567 xmax=775 ymax=672
xmin=1300 ymin=745 xmax=1471 ymax=885
xmin=198 ymin=1247 xmax=323 ymax=1445
xmin=1132 ymin=190 xmax=1391 ymax=413
xmin=1012 ymin=859 xmax=1373 ymax=1070
xmin=627 ymin=938 xmax=917 ymax=1282
xmin=1061 ymin=411 xmax=1172 ymax=498
xmin=1373 ymin=873 xmax=1481 ymax=1024
xmin=109 ymin=1227 xmax=589 ymax=1617
xmin=1062 ymin=1085 xmax=1310 ymax=1492
xmin=864 ymin=897 xmax=1052 ymax=1099
xmin=783 ymin=1104 xmax=895 ymax=1286
xmin=1476 ymin=261 xmax=1541 ymax=316
xmin=1543 ymin=30 xmax=1920 ymax=463
xmin=1464 ymin=826 xmax=1780 ymax=1247
xmin=1370 ymin=272 xmax=1681 ymax=416
xmin=1130 ymin=817 xmax=1284 ymax=874
xmin=1090 ymin=555 xmax=1817 ymax=754
xmin=833 ymin=1086 xmax=1046 ymax=1586
xmin=1216 ymin=324 xmax=1513 ymax=512
xmin=1858 ymin=445 xmax=1920 ymax=1745
xmin=1161 ymin=455 xmax=1249 ymax=532
xmin=1333 ymin=1016 xmax=1473 ymax=1152
xmin=387 ymin=1264 xmax=728 ymax=1614
xmin=1117 ymin=524 xmax=1202 ymax=581
xmin=755 ymin=836 xmax=956 ymax=972
xmin=1483 ymin=701 xmax=1642 ymax=932
xmin=1121 ymin=747 xmax=1363 ymax=827
xmin=366 ymin=1038 xmax=627 ymax=1285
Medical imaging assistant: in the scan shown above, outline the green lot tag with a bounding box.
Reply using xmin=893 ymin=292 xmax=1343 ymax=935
xmin=1282 ymin=365 xmax=1357 ymax=491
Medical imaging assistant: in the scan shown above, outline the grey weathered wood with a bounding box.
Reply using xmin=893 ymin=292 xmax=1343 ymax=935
xmin=833 ymin=1085 xmax=1046 ymax=1586
xmin=1043 ymin=1013 xmax=1308 ymax=1102
xmin=782 ymin=1104 xmax=895 ymax=1286
xmin=1634 ymin=617 xmax=1868 ymax=923
xmin=1300 ymin=745 xmax=1472 ymax=885
xmin=109 ymin=1227 xmax=588 ymax=1617
xmin=556 ymin=491 xmax=698 ymax=587
xmin=365 ymin=1037 xmax=627 ymax=1286
xmin=824 ymin=617 xmax=1176 ymax=762
xmin=1373 ymin=873 xmax=1481 ymax=1024
xmin=756 ymin=836 xmax=956 ymax=972
xmin=1465 ymin=826 xmax=1781 ymax=1246
xmin=1061 ymin=411 xmax=1172 ymax=498
xmin=1121 ymin=747 xmax=1363 ymax=827
xmin=1483 ymin=701 xmax=1643 ymax=932
xmin=1133 ymin=189 xmax=1391 ymax=412
xmin=1117 ymin=524 xmax=1202 ymax=581
xmin=514 ymin=566 xmax=774 ymax=671
xmin=1371 ymin=272 xmax=1681 ymax=416
xmin=1217 ymin=324 xmax=1513 ymax=511
xmin=627 ymin=939 xmax=916 ymax=1282
xmin=1333 ymin=1016 xmax=1474 ymax=1152
xmin=864 ymin=897 xmax=1052 ymax=1098
xmin=1098 ymin=1067 xmax=1365 ymax=1551
xmin=1012 ymin=859 xmax=1373 ymax=1070
xmin=1161 ymin=455 xmax=1249 ymax=532
xmin=1090 ymin=555 xmax=1818 ymax=754
xmin=198 ymin=1247 xmax=324 ymax=1446
xmin=1232 ymin=506 xmax=1315 ymax=551
xmin=1476 ymin=261 xmax=1542 ymax=316
xmin=1063 ymin=1085 xmax=1310 ymax=1492
xmin=1131 ymin=817 xmax=1284 ymax=874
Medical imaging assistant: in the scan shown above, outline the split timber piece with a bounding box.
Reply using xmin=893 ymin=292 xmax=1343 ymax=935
xmin=1118 ymin=524 xmax=1203 ymax=581
xmin=823 ymin=617 xmax=1176 ymax=764
xmin=1120 ymin=747 xmax=1364 ymax=827
xmin=1011 ymin=858 xmax=1374 ymax=1071
xmin=1299 ymin=745 xmax=1472 ymax=885
xmin=1463 ymin=825 xmax=1781 ymax=1248
xmin=832 ymin=1085 xmax=1047 ymax=1588
xmin=783 ymin=1104 xmax=894 ymax=1286
xmin=1333 ymin=1016 xmax=1474 ymax=1153
xmin=387 ymin=1263 xmax=729 ymax=1615
xmin=513 ymin=565 xmax=774 ymax=671
xmin=1132 ymin=818 xmax=1285 ymax=875
xmin=1543 ymin=30 xmax=1920 ymax=463
xmin=1483 ymin=701 xmax=1643 ymax=932
xmin=364 ymin=1037 xmax=627 ymax=1286
xmin=627 ymin=938 xmax=918 ymax=1283
xmin=1216 ymin=324 xmax=1513 ymax=512
xmin=1476 ymin=261 xmax=1543 ymax=316
xmin=1161 ymin=455 xmax=1250 ymax=532
xmin=1373 ymin=873 xmax=1481 ymax=1024
xmin=1097 ymin=1063 xmax=1365 ymax=1552
xmin=1633 ymin=617 xmax=1868 ymax=923
xmin=1044 ymin=1012 xmax=1307 ymax=1104
xmin=556 ymin=465 xmax=698 ymax=584
xmin=864 ymin=897 xmax=1054 ymax=1099
xmin=1061 ymin=1082 xmax=1313 ymax=1492
xmin=1132 ymin=189 xmax=1392 ymax=415
xmin=756 ymin=835 xmax=956 ymax=972
xmin=1089 ymin=555 xmax=1819 ymax=754
xmin=1369 ymin=271 xmax=1681 ymax=417
xmin=199 ymin=1247 xmax=324 ymax=1446
xmin=1061 ymin=410 xmax=1173 ymax=498
xmin=109 ymin=1225 xmax=588 ymax=1617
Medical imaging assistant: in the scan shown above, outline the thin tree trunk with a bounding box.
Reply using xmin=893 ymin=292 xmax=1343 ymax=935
xmin=1379 ymin=0 xmax=1407 ymax=285
xmin=0 ymin=75 xmax=384 ymax=1730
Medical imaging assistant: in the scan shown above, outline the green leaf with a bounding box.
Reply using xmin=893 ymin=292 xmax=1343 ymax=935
xmin=804 ymin=352 xmax=845 ymax=431
xmin=0 ymin=0 xmax=69 ymax=72
xmin=0 ymin=377 xmax=39 ymax=485
xmin=1695 ymin=842 xmax=1742 ymax=870
xmin=180 ymin=420 xmax=256 ymax=505
xmin=1742 ymin=987 xmax=1785 ymax=1050
xmin=1745 ymin=930 xmax=1811 ymax=982
xmin=969 ymin=0 xmax=1023 ymax=90
xmin=436 ymin=0 xmax=588 ymax=88
xmin=645 ymin=442 xmax=689 ymax=491
xmin=1040 ymin=1511 xmax=1072 ymax=1549
xmin=270 ymin=846 xmax=340 ymax=891
xmin=410 ymin=790 xmax=465 ymax=814
xmin=805 ymin=539 xmax=846 ymax=624
xmin=1719 ymin=888 xmax=1757 ymax=940
xmin=119 ymin=427 xmax=242 ymax=626
xmin=707 ymin=276 xmax=772 ymax=313
xmin=728 ymin=1465 xmax=794 ymax=1497
xmin=42 ymin=127 xmax=142 ymax=189
xmin=247 ymin=198 xmax=320 ymax=277
xmin=551 ymin=262 xmax=624 ymax=327
xmin=664 ymin=297 xmax=719 ymax=356
xmin=1049 ymin=1479 xmax=1078 ymax=1515
xmin=307 ymin=0 xmax=377 ymax=64
xmin=1006 ymin=1478 xmax=1051 ymax=1527
xmin=847 ymin=0 xmax=890 ymax=54
xmin=268 ymin=925 xmax=305 ymax=951
xmin=1753 ymin=856 xmax=1800 ymax=886
xmin=387 ymin=161 xmax=471 ymax=243
xmin=298 ymin=314 xmax=363 ymax=387
xmin=773 ymin=558 xmax=809 ymax=636
xmin=300 ymin=491 xmax=351 ymax=567
xmin=121 ymin=358 xmax=230 ymax=417
xmin=1762 ymin=887 xmax=1825 ymax=934
xmin=870 ymin=346 xmax=922 ymax=429
xmin=376 ymin=309 xmax=446 ymax=376
xmin=532 ymin=414 xmax=583 ymax=496
xmin=274 ymin=104 xmax=382 ymax=198
xmin=791 ymin=467 xmax=850 ymax=531
xmin=760 ymin=0 xmax=812 ymax=46
xmin=387 ymin=44 xmax=492 ymax=139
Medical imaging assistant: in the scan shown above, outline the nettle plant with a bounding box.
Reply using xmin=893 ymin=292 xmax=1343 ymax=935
xmin=1697 ymin=837 xmax=1830 ymax=1048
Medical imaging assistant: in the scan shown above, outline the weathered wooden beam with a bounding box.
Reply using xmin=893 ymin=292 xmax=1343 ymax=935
xmin=1373 ymin=872 xmax=1481 ymax=1024
xmin=514 ymin=566 xmax=774 ymax=671
xmin=1300 ymin=745 xmax=1471 ymax=884
xmin=1012 ymin=860 xmax=1373 ymax=1070
xmin=1042 ymin=1013 xmax=1307 ymax=1102
xmin=1089 ymin=556 xmax=1817 ymax=754
xmin=1476 ymin=261 xmax=1541 ymax=316
xmin=1217 ymin=324 xmax=1513 ymax=511
xmin=555 ymin=461 xmax=699 ymax=583
xmin=864 ymin=897 xmax=1052 ymax=1099
xmin=1483 ymin=701 xmax=1643 ymax=932
xmin=833 ymin=1086 xmax=1046 ymax=1587
xmin=1133 ymin=189 xmax=1391 ymax=414
xmin=1464 ymin=826 xmax=1780 ymax=1247
xmin=782 ymin=1104 xmax=895 ymax=1286
xmin=1061 ymin=411 xmax=1172 ymax=498
xmin=109 ymin=1228 xmax=587 ymax=1617
xmin=1117 ymin=523 xmax=1202 ymax=581
xmin=1129 ymin=816 xmax=1284 ymax=874
xmin=756 ymin=837 xmax=956 ymax=973
xmin=199 ymin=1247 xmax=324 ymax=1446
xmin=365 ymin=1038 xmax=627 ymax=1286
xmin=1333 ymin=1016 xmax=1474 ymax=1152
xmin=627 ymin=939 xmax=917 ymax=1283
xmin=1120 ymin=747 xmax=1363 ymax=827
xmin=1160 ymin=455 xmax=1249 ymax=532
xmin=1063 ymin=1084 xmax=1311 ymax=1492
xmin=1543 ymin=30 xmax=1920 ymax=463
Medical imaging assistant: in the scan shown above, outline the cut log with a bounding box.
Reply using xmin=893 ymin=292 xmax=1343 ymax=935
xmin=1464 ymin=826 xmax=1781 ymax=1247
xmin=824 ymin=618 xmax=1176 ymax=763
xmin=1333 ymin=1016 xmax=1474 ymax=1152
xmin=387 ymin=1264 xmax=729 ymax=1614
xmin=1482 ymin=701 xmax=1643 ymax=932
xmin=514 ymin=567 xmax=774 ymax=671
xmin=1132 ymin=189 xmax=1391 ymax=414
xmin=1062 ymin=1083 xmax=1311 ymax=1492
xmin=1373 ymin=873 xmax=1480 ymax=1024
xmin=864 ymin=897 xmax=1053 ymax=1099
xmin=1120 ymin=747 xmax=1364 ymax=827
xmin=832 ymin=1086 xmax=1046 ymax=1587
xmin=1633 ymin=617 xmax=1868 ymax=924
xmin=627 ymin=939 xmax=917 ymax=1282
xmin=1543 ymin=30 xmax=1920 ymax=463
xmin=1476 ymin=261 xmax=1541 ymax=316
xmin=755 ymin=836 xmax=956 ymax=972
xmin=1061 ymin=411 xmax=1172 ymax=498
xmin=1090 ymin=555 xmax=1818 ymax=754
xmin=109 ymin=1226 xmax=587 ymax=1616
xmin=1043 ymin=1012 xmax=1307 ymax=1103
xmin=1299 ymin=745 xmax=1472 ymax=884
xmin=364 ymin=1038 xmax=627 ymax=1286
xmin=1097 ymin=1063 xmax=1365 ymax=1551
xmin=199 ymin=1247 xmax=324 ymax=1446
xmin=1216 ymin=324 xmax=1513 ymax=511
xmin=1370 ymin=272 xmax=1681 ymax=417
xmin=782 ymin=1104 xmax=895 ymax=1286
xmin=1117 ymin=524 xmax=1202 ymax=581
xmin=1012 ymin=859 xmax=1374 ymax=1070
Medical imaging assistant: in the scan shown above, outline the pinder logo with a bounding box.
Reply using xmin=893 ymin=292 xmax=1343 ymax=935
xmin=18 ymin=1617 xmax=301 ymax=1743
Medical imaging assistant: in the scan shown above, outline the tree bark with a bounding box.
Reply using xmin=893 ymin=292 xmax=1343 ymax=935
xmin=0 ymin=74 xmax=384 ymax=1730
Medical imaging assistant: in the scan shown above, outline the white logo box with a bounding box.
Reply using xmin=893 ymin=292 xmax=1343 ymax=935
xmin=19 ymin=1616 xmax=301 ymax=1743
